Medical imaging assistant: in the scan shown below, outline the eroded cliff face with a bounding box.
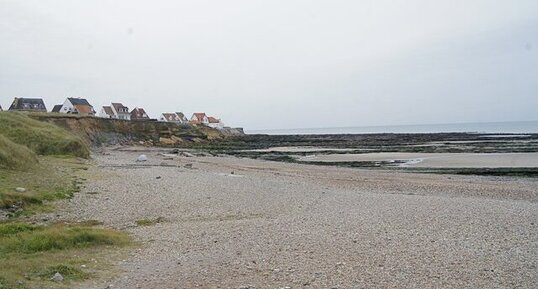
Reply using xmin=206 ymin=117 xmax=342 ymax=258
xmin=29 ymin=114 xmax=243 ymax=147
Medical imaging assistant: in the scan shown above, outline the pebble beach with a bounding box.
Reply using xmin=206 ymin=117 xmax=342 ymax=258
xmin=71 ymin=148 xmax=538 ymax=289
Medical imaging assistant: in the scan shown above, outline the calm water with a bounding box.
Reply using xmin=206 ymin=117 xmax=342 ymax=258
xmin=246 ymin=121 xmax=538 ymax=135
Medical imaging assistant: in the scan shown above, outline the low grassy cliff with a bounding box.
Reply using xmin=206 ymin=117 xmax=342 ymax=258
xmin=28 ymin=113 xmax=243 ymax=147
xmin=0 ymin=112 xmax=89 ymax=170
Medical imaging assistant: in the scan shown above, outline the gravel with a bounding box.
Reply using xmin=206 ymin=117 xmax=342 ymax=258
xmin=72 ymin=148 xmax=538 ymax=289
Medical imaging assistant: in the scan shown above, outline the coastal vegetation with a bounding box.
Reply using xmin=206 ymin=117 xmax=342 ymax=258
xmin=0 ymin=222 xmax=130 ymax=288
xmin=0 ymin=156 xmax=85 ymax=216
xmin=0 ymin=112 xmax=89 ymax=159
xmin=0 ymin=112 xmax=131 ymax=288
xmin=0 ymin=112 xmax=91 ymax=215
xmin=0 ymin=135 xmax=37 ymax=171
xmin=135 ymin=217 xmax=164 ymax=226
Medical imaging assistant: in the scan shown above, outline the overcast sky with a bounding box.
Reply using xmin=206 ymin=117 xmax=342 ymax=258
xmin=1 ymin=0 xmax=537 ymax=130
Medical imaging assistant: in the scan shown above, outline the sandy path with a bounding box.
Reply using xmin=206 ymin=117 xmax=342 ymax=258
xmin=73 ymin=149 xmax=538 ymax=289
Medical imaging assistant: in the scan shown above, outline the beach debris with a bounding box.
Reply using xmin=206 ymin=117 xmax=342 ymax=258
xmin=136 ymin=154 xmax=148 ymax=162
xmin=156 ymin=176 xmax=161 ymax=179
xmin=184 ymin=164 xmax=193 ymax=169
xmin=231 ymin=171 xmax=235 ymax=175
xmin=50 ymin=272 xmax=64 ymax=282
xmin=180 ymin=152 xmax=195 ymax=157
xmin=15 ymin=187 xmax=26 ymax=193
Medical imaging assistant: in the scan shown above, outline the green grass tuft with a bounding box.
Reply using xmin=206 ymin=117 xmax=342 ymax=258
xmin=0 ymin=223 xmax=36 ymax=236
xmin=0 ymin=223 xmax=130 ymax=256
xmin=135 ymin=217 xmax=164 ymax=226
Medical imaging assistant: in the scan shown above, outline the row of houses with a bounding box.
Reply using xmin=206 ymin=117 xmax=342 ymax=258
xmin=1 ymin=97 xmax=225 ymax=129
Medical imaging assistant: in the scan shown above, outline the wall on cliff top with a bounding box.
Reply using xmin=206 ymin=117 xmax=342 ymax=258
xmin=28 ymin=113 xmax=243 ymax=147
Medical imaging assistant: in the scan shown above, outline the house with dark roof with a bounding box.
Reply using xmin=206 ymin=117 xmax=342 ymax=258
xmin=99 ymin=106 xmax=115 ymax=118
xmin=111 ymin=103 xmax=130 ymax=120
xmin=175 ymin=112 xmax=188 ymax=123
xmin=8 ymin=97 xmax=47 ymax=112
xmin=51 ymin=104 xmax=63 ymax=113
xmin=159 ymin=112 xmax=189 ymax=124
xmin=131 ymin=107 xmax=150 ymax=120
xmin=56 ymin=97 xmax=96 ymax=115
xmin=99 ymin=102 xmax=130 ymax=120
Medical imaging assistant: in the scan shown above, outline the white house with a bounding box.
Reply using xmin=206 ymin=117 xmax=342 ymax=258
xmin=130 ymin=107 xmax=150 ymax=120
xmin=56 ymin=97 xmax=96 ymax=115
xmin=99 ymin=106 xmax=114 ymax=118
xmin=99 ymin=103 xmax=130 ymax=120
xmin=111 ymin=103 xmax=130 ymax=120
xmin=190 ymin=113 xmax=209 ymax=125
xmin=207 ymin=116 xmax=224 ymax=129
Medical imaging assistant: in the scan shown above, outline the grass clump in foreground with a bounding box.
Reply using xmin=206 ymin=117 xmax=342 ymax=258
xmin=0 ymin=157 xmax=86 ymax=217
xmin=0 ymin=112 xmax=89 ymax=159
xmin=0 ymin=222 xmax=131 ymax=288
xmin=0 ymin=223 xmax=130 ymax=254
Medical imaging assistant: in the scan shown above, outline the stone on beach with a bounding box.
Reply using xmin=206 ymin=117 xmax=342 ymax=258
xmin=50 ymin=272 xmax=64 ymax=282
xmin=136 ymin=154 xmax=148 ymax=162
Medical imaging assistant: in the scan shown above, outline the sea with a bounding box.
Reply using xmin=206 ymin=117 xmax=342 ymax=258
xmin=245 ymin=121 xmax=538 ymax=135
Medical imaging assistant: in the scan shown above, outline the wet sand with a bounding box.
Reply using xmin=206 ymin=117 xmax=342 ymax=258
xmin=299 ymin=152 xmax=538 ymax=168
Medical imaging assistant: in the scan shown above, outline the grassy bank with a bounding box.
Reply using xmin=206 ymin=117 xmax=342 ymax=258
xmin=0 ymin=135 xmax=38 ymax=171
xmin=0 ymin=112 xmax=89 ymax=160
xmin=0 ymin=112 xmax=92 ymax=214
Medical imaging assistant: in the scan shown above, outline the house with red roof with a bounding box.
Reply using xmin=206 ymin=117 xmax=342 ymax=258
xmin=207 ymin=116 xmax=224 ymax=129
xmin=190 ymin=112 xmax=224 ymax=129
xmin=190 ymin=113 xmax=209 ymax=125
